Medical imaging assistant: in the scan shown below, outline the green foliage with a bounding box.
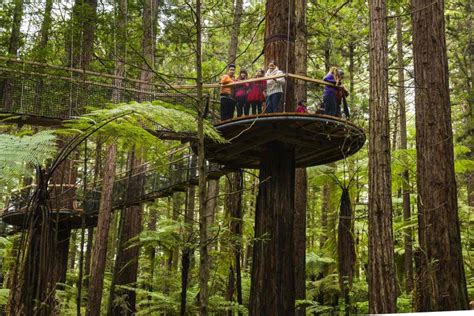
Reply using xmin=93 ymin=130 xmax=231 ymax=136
xmin=0 ymin=130 xmax=57 ymax=195
xmin=131 ymin=219 xmax=184 ymax=251
xmin=306 ymin=252 xmax=336 ymax=277
xmin=62 ymin=100 xmax=224 ymax=149
xmin=55 ymin=283 xmax=78 ymax=315
xmin=0 ymin=288 xmax=9 ymax=306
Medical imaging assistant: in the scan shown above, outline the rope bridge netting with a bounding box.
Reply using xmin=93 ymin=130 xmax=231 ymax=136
xmin=2 ymin=150 xmax=228 ymax=229
xmin=0 ymin=56 xmax=348 ymax=126
xmin=0 ymin=56 xmax=214 ymax=124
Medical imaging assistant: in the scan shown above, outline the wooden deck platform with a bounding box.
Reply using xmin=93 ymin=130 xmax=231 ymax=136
xmin=202 ymin=113 xmax=366 ymax=169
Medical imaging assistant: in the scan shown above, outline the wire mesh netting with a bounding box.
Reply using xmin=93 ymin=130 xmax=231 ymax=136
xmin=0 ymin=59 xmax=212 ymax=122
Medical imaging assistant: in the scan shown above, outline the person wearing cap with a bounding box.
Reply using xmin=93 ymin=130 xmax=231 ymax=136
xmin=220 ymin=64 xmax=236 ymax=121
xmin=265 ymin=61 xmax=285 ymax=113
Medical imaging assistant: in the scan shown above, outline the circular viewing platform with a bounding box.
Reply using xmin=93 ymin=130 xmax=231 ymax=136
xmin=204 ymin=113 xmax=366 ymax=169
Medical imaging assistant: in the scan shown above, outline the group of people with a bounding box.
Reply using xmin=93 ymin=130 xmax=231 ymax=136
xmin=219 ymin=62 xmax=349 ymax=121
xmin=219 ymin=61 xmax=285 ymax=121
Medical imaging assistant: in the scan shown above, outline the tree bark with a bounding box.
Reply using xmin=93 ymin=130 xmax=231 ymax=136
xmin=250 ymin=142 xmax=296 ymax=316
xmin=337 ymin=187 xmax=356 ymax=315
xmin=180 ymin=155 xmax=197 ymax=316
xmin=8 ymin=0 xmax=23 ymax=56
xmin=137 ymin=0 xmax=158 ymax=100
xmin=32 ymin=0 xmax=53 ymax=110
xmin=320 ymin=184 xmax=329 ymax=249
xmin=396 ymin=15 xmax=413 ymax=294
xmin=84 ymin=141 xmax=101 ymax=290
xmin=86 ymin=143 xmax=117 ymax=316
xmin=69 ymin=0 xmax=97 ymax=69
xmin=110 ymin=154 xmax=145 ymax=315
xmin=264 ymin=0 xmax=296 ymax=112
xmin=294 ymin=168 xmax=307 ymax=316
xmin=1 ymin=0 xmax=23 ymax=109
xmin=225 ymin=171 xmax=244 ymax=314
xmin=411 ymin=0 xmax=469 ymax=310
xmin=228 ymin=0 xmax=244 ymax=64
xmin=294 ymin=2 xmax=307 ymax=306
xmin=111 ymin=0 xmax=128 ymax=102
xmin=368 ymin=0 xmax=397 ymax=313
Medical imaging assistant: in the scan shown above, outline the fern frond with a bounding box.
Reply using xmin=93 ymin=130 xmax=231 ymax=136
xmin=0 ymin=131 xmax=57 ymax=192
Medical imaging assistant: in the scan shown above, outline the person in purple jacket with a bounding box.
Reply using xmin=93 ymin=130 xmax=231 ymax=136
xmin=323 ymin=67 xmax=343 ymax=116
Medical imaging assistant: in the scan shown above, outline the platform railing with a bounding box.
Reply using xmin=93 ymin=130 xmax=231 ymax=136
xmin=0 ymin=63 xmax=210 ymax=123
xmin=3 ymin=183 xmax=82 ymax=215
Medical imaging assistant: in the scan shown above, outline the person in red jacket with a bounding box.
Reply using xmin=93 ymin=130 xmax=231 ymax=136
xmin=234 ymin=69 xmax=250 ymax=117
xmin=247 ymin=69 xmax=266 ymax=115
xmin=296 ymin=100 xmax=308 ymax=113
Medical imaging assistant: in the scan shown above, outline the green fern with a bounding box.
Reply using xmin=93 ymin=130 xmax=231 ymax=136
xmin=0 ymin=130 xmax=57 ymax=194
xmin=61 ymin=101 xmax=225 ymax=148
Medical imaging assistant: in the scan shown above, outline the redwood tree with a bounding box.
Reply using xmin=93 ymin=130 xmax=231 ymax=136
xmin=249 ymin=0 xmax=296 ymax=314
xmin=367 ymin=0 xmax=397 ymax=313
xmin=411 ymin=0 xmax=469 ymax=310
xmin=396 ymin=14 xmax=413 ymax=293
xmin=294 ymin=0 xmax=307 ymax=313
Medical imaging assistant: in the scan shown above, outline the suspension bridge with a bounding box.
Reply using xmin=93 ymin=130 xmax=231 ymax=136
xmin=0 ymin=56 xmax=366 ymax=234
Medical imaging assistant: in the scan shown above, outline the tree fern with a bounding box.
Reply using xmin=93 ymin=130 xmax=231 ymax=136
xmin=62 ymin=101 xmax=225 ymax=148
xmin=0 ymin=130 xmax=57 ymax=194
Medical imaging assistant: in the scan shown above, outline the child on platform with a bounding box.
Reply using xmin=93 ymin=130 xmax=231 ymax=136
xmin=296 ymin=100 xmax=308 ymax=113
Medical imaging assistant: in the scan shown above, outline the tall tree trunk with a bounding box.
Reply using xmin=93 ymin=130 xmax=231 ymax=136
xmin=320 ymin=184 xmax=329 ymax=249
xmin=411 ymin=0 xmax=469 ymax=310
xmin=138 ymin=0 xmax=158 ymax=95
xmin=7 ymin=0 xmax=23 ymax=56
xmin=225 ymin=0 xmax=244 ymax=309
xmin=225 ymin=171 xmax=244 ymax=314
xmin=8 ymin=169 xmax=57 ymax=315
xmin=1 ymin=0 xmax=23 ymax=109
xmin=110 ymin=154 xmax=145 ymax=315
xmin=250 ymin=142 xmax=296 ymax=315
xmin=84 ymin=140 xmax=102 ymax=290
xmin=86 ymin=15 xmax=123 ymax=309
xmin=110 ymin=0 xmax=151 ymax=311
xmin=33 ymin=0 xmax=53 ymax=110
xmin=368 ymin=0 xmax=397 ymax=313
xmin=195 ymin=0 xmax=210 ymax=313
xmin=180 ymin=155 xmax=197 ymax=316
xmin=294 ymin=168 xmax=307 ymax=316
xmin=49 ymin=155 xmax=78 ymax=287
xmin=84 ymin=228 xmax=94 ymax=286
xmin=69 ymin=231 xmax=77 ymax=271
xmin=86 ymin=143 xmax=117 ymax=316
xmin=249 ymin=1 xmax=296 ymax=314
xmin=337 ymin=187 xmax=356 ymax=315
xmin=396 ymin=15 xmax=413 ymax=294
xmin=171 ymin=192 xmax=183 ymax=270
xmin=69 ymin=0 xmax=97 ymax=69
xmin=294 ymin=1 xmax=307 ymax=312
xmin=264 ymin=0 xmax=296 ymax=112
xmin=228 ymin=0 xmax=244 ymax=64
xmin=111 ymin=0 xmax=128 ymax=102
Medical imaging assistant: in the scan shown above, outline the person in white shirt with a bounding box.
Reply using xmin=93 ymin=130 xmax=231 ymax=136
xmin=265 ymin=61 xmax=285 ymax=113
